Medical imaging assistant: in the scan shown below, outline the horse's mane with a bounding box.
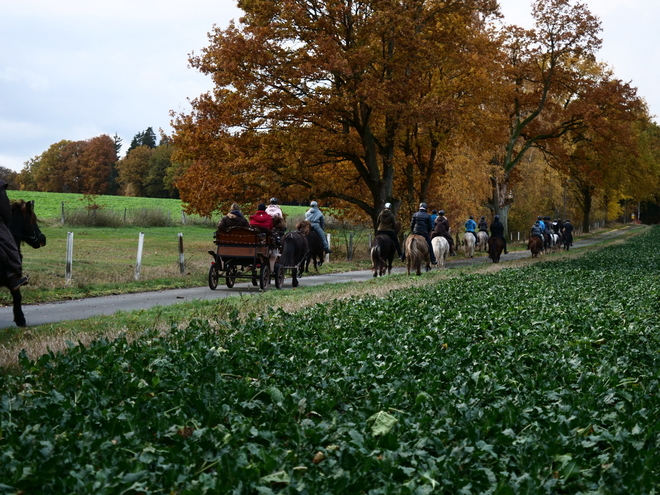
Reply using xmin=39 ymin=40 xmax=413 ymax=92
xmin=295 ymin=220 xmax=311 ymax=235
xmin=10 ymin=200 xmax=37 ymax=224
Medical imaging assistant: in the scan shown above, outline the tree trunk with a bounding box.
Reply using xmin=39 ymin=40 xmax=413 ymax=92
xmin=490 ymin=174 xmax=513 ymax=236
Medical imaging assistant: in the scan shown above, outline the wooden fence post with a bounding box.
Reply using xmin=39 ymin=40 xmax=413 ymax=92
xmin=61 ymin=201 xmax=65 ymax=225
xmin=325 ymin=234 xmax=331 ymax=263
xmin=135 ymin=232 xmax=145 ymax=280
xmin=178 ymin=233 xmax=185 ymax=274
xmin=65 ymin=231 xmax=74 ymax=283
xmin=181 ymin=210 xmax=186 ymax=225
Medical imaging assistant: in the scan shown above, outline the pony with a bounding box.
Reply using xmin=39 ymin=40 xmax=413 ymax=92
xmin=431 ymin=236 xmax=449 ymax=269
xmin=476 ymin=230 xmax=489 ymax=251
xmin=549 ymin=233 xmax=561 ymax=252
xmin=1 ymin=200 xmax=47 ymax=327
xmin=462 ymin=232 xmax=476 ymax=259
xmin=404 ymin=234 xmax=430 ymax=276
xmin=487 ymin=236 xmax=504 ymax=263
xmin=279 ymin=230 xmax=308 ymax=287
xmin=295 ymin=220 xmax=324 ymax=273
xmin=563 ymin=231 xmax=573 ymax=251
xmin=528 ymin=236 xmax=544 ymax=258
xmin=370 ymin=235 xmax=395 ymax=277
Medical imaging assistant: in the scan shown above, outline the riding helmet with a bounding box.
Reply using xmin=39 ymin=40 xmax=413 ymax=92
xmin=439 ymin=210 xmax=445 ymax=215
xmin=384 ymin=202 xmax=391 ymax=209
xmin=419 ymin=203 xmax=427 ymax=210
xmin=270 ymin=197 xmax=278 ymax=204
xmin=494 ymin=215 xmax=499 ymax=220
xmin=310 ymin=201 xmax=318 ymax=207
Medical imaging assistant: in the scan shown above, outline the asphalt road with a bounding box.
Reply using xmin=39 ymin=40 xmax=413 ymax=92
xmin=0 ymin=228 xmax=628 ymax=329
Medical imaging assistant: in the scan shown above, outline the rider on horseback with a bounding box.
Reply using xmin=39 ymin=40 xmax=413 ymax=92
xmin=464 ymin=216 xmax=478 ymax=242
xmin=432 ymin=210 xmax=456 ymax=256
xmin=478 ymin=216 xmax=489 ymax=234
xmin=0 ymin=180 xmax=28 ymax=291
xmin=411 ymin=203 xmax=437 ymax=265
xmin=489 ymin=215 xmax=508 ymax=254
xmin=305 ymin=201 xmax=332 ymax=254
xmin=530 ymin=220 xmax=544 ymax=244
xmin=377 ymin=203 xmax=404 ymax=261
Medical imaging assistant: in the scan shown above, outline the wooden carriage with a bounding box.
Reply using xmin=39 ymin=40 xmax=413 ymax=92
xmin=208 ymin=226 xmax=284 ymax=290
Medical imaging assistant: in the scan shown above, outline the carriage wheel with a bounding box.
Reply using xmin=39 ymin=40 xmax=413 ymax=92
xmin=259 ymin=264 xmax=270 ymax=291
xmin=208 ymin=265 xmax=219 ymax=290
xmin=273 ymin=263 xmax=284 ymax=289
xmin=225 ymin=262 xmax=236 ymax=288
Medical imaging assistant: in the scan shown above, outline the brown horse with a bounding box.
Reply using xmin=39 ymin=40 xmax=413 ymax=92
xmin=280 ymin=231 xmax=308 ymax=287
xmin=1 ymin=200 xmax=47 ymax=327
xmin=404 ymin=234 xmax=430 ymax=276
xmin=370 ymin=235 xmax=395 ymax=277
xmin=487 ymin=236 xmax=504 ymax=263
xmin=528 ymin=236 xmax=544 ymax=258
xmin=295 ymin=220 xmax=324 ymax=273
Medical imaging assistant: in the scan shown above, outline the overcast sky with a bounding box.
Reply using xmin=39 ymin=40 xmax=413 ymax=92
xmin=1 ymin=0 xmax=657 ymax=172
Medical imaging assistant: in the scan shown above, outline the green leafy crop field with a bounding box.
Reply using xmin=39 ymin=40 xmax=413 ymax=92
xmin=1 ymin=228 xmax=659 ymax=493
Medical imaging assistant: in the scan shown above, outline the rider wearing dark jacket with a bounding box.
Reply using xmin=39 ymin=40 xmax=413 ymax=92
xmin=431 ymin=210 xmax=456 ymax=255
xmin=562 ymin=220 xmax=574 ymax=245
xmin=411 ymin=203 xmax=437 ymax=264
xmin=478 ymin=216 xmax=489 ymax=233
xmin=377 ymin=203 xmax=403 ymax=260
xmin=489 ymin=215 xmax=508 ymax=254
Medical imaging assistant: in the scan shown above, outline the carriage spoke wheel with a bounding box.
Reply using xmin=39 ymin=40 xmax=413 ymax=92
xmin=208 ymin=265 xmax=219 ymax=290
xmin=225 ymin=262 xmax=237 ymax=288
xmin=273 ymin=263 xmax=284 ymax=290
xmin=259 ymin=264 xmax=270 ymax=291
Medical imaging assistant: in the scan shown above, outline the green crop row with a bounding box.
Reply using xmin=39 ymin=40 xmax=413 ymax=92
xmin=1 ymin=228 xmax=660 ymax=493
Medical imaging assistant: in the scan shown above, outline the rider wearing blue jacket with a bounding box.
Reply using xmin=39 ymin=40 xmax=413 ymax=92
xmin=465 ymin=216 xmax=477 ymax=242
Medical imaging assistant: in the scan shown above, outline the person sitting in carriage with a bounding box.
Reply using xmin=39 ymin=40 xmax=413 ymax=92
xmin=217 ymin=202 xmax=249 ymax=230
xmin=465 ymin=215 xmax=478 ymax=242
xmin=249 ymin=203 xmax=274 ymax=230
xmin=478 ymin=215 xmax=489 ymax=234
xmin=265 ymin=197 xmax=287 ymax=234
xmin=431 ymin=210 xmax=456 ymax=256
xmin=490 ymin=215 xmax=508 ymax=254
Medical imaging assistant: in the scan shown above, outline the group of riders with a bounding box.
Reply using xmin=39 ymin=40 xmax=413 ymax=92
xmin=217 ymin=198 xmax=332 ymax=254
xmin=376 ymin=202 xmax=575 ymax=264
xmin=218 ymin=198 xmax=574 ymax=262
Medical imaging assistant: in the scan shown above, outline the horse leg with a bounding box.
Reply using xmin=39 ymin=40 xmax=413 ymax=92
xmin=12 ymin=289 xmax=26 ymax=327
xmin=292 ymin=267 xmax=299 ymax=287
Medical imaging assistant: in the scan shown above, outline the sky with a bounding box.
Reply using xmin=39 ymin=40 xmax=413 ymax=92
xmin=1 ymin=0 xmax=658 ymax=172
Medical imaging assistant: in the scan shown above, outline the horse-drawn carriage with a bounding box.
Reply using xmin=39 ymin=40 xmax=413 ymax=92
xmin=208 ymin=226 xmax=284 ymax=290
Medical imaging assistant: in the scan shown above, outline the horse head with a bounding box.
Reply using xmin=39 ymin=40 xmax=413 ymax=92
xmin=10 ymin=200 xmax=46 ymax=250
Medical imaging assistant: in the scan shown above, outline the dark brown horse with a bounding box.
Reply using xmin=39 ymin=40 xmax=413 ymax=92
xmin=487 ymin=236 xmax=504 ymax=263
xmin=296 ymin=220 xmax=324 ymax=273
xmin=370 ymin=234 xmax=395 ymax=277
xmin=528 ymin=236 xmax=543 ymax=258
xmin=280 ymin=230 xmax=308 ymax=287
xmin=1 ymin=200 xmax=46 ymax=327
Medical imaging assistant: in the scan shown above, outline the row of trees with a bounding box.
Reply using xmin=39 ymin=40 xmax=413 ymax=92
xmin=169 ymin=0 xmax=660 ymax=233
xmin=14 ymin=128 xmax=179 ymax=199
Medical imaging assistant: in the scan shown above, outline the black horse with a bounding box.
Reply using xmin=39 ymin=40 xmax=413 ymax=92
xmin=370 ymin=234 xmax=395 ymax=277
xmin=1 ymin=200 xmax=46 ymax=327
xmin=296 ymin=220 xmax=324 ymax=273
xmin=280 ymin=230 xmax=308 ymax=287
xmin=487 ymin=236 xmax=504 ymax=263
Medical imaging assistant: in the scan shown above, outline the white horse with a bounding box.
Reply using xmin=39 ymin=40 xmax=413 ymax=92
xmin=462 ymin=232 xmax=476 ymax=259
xmin=550 ymin=233 xmax=561 ymax=252
xmin=476 ymin=230 xmax=489 ymax=251
xmin=432 ymin=236 xmax=450 ymax=268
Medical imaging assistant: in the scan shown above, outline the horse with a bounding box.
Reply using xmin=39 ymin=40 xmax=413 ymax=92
xmin=476 ymin=230 xmax=489 ymax=251
xmin=528 ymin=236 xmax=544 ymax=258
xmin=279 ymin=230 xmax=308 ymax=287
xmin=563 ymin=231 xmax=573 ymax=251
xmin=462 ymin=232 xmax=476 ymax=259
xmin=1 ymin=200 xmax=47 ymax=327
xmin=404 ymin=234 xmax=430 ymax=276
xmin=487 ymin=236 xmax=504 ymax=263
xmin=431 ymin=236 xmax=450 ymax=269
xmin=549 ymin=233 xmax=561 ymax=252
xmin=370 ymin=235 xmax=395 ymax=277
xmin=295 ymin=220 xmax=324 ymax=273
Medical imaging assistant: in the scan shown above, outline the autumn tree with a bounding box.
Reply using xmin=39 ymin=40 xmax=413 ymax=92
xmin=486 ymin=0 xmax=602 ymax=233
xmin=172 ymin=0 xmax=500 ymax=228
xmin=116 ymin=145 xmax=153 ymax=197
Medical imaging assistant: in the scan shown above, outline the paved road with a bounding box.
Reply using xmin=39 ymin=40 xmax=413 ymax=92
xmin=0 ymin=228 xmax=628 ymax=329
